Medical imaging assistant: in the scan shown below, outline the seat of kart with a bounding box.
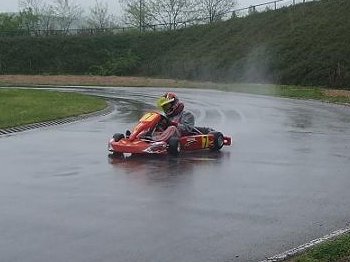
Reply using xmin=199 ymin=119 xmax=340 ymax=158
xmin=191 ymin=127 xmax=214 ymax=135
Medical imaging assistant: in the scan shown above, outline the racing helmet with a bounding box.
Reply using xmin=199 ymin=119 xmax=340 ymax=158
xmin=157 ymin=92 xmax=184 ymax=117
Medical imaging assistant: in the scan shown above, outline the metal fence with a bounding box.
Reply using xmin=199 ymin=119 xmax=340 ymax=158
xmin=168 ymin=0 xmax=317 ymax=30
xmin=229 ymin=0 xmax=316 ymax=18
xmin=0 ymin=0 xmax=317 ymax=37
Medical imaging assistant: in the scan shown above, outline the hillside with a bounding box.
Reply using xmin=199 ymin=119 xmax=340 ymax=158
xmin=0 ymin=0 xmax=349 ymax=88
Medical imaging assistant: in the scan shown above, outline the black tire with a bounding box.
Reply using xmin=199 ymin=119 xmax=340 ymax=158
xmin=209 ymin=131 xmax=224 ymax=151
xmin=168 ymin=137 xmax=181 ymax=156
xmin=108 ymin=151 xmax=121 ymax=158
xmin=113 ymin=133 xmax=125 ymax=142
xmin=108 ymin=151 xmax=125 ymax=160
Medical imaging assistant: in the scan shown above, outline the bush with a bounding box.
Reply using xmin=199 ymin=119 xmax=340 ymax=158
xmin=89 ymin=50 xmax=141 ymax=76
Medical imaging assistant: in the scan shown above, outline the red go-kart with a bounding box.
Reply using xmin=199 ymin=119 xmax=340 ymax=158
xmin=108 ymin=111 xmax=231 ymax=156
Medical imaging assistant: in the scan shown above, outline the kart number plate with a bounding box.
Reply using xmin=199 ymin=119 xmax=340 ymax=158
xmin=140 ymin=112 xmax=158 ymax=122
xmin=201 ymin=135 xmax=209 ymax=148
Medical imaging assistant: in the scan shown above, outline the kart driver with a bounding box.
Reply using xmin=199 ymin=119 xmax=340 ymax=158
xmin=154 ymin=92 xmax=195 ymax=142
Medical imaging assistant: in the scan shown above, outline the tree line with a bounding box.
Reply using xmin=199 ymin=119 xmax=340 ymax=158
xmin=0 ymin=0 xmax=237 ymax=35
xmin=0 ymin=0 xmax=348 ymax=88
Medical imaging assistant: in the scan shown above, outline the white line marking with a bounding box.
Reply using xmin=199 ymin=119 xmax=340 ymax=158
xmin=259 ymin=226 xmax=350 ymax=262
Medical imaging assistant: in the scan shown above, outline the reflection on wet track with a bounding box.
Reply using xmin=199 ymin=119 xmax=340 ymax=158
xmin=108 ymin=151 xmax=229 ymax=179
xmin=1 ymin=87 xmax=350 ymax=262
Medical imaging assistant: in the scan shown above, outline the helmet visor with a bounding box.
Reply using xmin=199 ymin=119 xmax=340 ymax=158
xmin=157 ymin=96 xmax=173 ymax=113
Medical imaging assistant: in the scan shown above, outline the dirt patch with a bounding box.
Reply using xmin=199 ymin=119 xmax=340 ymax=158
xmin=323 ymin=89 xmax=350 ymax=98
xmin=2 ymin=75 xmax=350 ymax=102
xmin=338 ymin=256 xmax=350 ymax=262
xmin=0 ymin=75 xmax=192 ymax=88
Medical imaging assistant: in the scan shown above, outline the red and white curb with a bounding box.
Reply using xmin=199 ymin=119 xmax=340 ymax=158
xmin=259 ymin=226 xmax=350 ymax=262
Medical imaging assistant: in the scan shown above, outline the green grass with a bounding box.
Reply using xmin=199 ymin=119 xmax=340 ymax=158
xmin=289 ymin=233 xmax=350 ymax=262
xmin=0 ymin=88 xmax=107 ymax=129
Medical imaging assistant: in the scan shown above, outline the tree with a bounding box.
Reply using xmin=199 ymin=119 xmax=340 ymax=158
xmin=18 ymin=0 xmax=42 ymax=17
xmin=147 ymin=0 xmax=192 ymax=30
xmin=88 ymin=0 xmax=115 ymax=29
xmin=52 ymin=0 xmax=83 ymax=34
xmin=120 ymin=0 xmax=193 ymax=31
xmin=18 ymin=0 xmax=55 ymax=35
xmin=195 ymin=0 xmax=237 ymax=23
xmin=119 ymin=0 xmax=152 ymax=31
xmin=18 ymin=0 xmax=41 ymax=34
xmin=40 ymin=3 xmax=55 ymax=33
xmin=0 ymin=14 xmax=23 ymax=32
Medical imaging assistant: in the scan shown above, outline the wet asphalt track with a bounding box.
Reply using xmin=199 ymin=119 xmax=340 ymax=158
xmin=1 ymin=87 xmax=350 ymax=262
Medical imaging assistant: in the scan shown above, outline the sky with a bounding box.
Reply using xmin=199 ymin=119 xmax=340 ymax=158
xmin=0 ymin=0 xmax=264 ymax=14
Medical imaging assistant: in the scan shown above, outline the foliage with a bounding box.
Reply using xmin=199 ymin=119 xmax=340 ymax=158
xmin=120 ymin=0 xmax=199 ymax=31
xmin=89 ymin=49 xmax=141 ymax=75
xmin=88 ymin=0 xmax=115 ymax=29
xmin=52 ymin=0 xmax=83 ymax=34
xmin=0 ymin=0 xmax=349 ymax=88
xmin=147 ymin=0 xmax=192 ymax=30
xmin=137 ymin=0 xmax=350 ymax=88
xmin=194 ymin=0 xmax=237 ymax=23
xmin=0 ymin=14 xmax=23 ymax=33
xmin=120 ymin=0 xmax=152 ymax=31
xmin=17 ymin=0 xmax=83 ymax=35
xmin=19 ymin=8 xmax=40 ymax=35
xmin=18 ymin=0 xmax=55 ymax=35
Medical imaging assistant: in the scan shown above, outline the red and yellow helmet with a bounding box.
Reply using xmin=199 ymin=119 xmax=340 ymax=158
xmin=157 ymin=92 xmax=183 ymax=117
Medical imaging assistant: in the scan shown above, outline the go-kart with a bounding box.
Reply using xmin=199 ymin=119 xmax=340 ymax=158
xmin=108 ymin=111 xmax=231 ymax=156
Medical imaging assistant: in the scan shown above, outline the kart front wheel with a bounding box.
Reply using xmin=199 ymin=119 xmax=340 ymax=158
xmin=109 ymin=151 xmax=124 ymax=159
xmin=110 ymin=133 xmax=125 ymax=158
xmin=210 ymin=132 xmax=224 ymax=151
xmin=168 ymin=137 xmax=181 ymax=156
xmin=113 ymin=133 xmax=125 ymax=142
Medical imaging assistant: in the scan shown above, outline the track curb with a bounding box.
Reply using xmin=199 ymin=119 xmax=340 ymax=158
xmin=0 ymin=101 xmax=114 ymax=137
xmin=259 ymin=226 xmax=350 ymax=262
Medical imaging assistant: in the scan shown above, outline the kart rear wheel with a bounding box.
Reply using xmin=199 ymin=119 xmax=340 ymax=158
xmin=168 ymin=137 xmax=181 ymax=156
xmin=109 ymin=151 xmax=124 ymax=159
xmin=210 ymin=132 xmax=224 ymax=151
xmin=113 ymin=133 xmax=125 ymax=142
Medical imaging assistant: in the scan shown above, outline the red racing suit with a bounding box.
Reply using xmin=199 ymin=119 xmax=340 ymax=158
xmin=153 ymin=110 xmax=195 ymax=142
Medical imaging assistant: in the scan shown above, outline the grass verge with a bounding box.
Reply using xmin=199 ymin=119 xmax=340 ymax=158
xmin=286 ymin=233 xmax=350 ymax=262
xmin=0 ymin=88 xmax=107 ymax=129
